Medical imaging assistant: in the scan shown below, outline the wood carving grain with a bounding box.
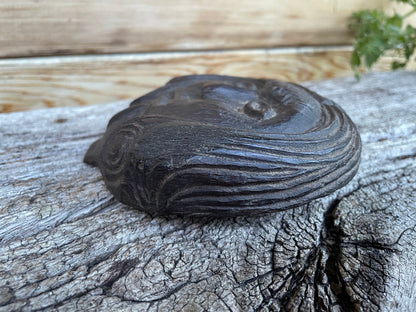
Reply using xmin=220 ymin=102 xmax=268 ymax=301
xmin=84 ymin=75 xmax=362 ymax=216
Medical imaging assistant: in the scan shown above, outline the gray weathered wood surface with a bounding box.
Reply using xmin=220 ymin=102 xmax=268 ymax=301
xmin=1 ymin=71 xmax=416 ymax=311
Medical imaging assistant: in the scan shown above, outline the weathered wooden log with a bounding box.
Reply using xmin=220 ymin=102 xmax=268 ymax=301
xmin=1 ymin=71 xmax=415 ymax=311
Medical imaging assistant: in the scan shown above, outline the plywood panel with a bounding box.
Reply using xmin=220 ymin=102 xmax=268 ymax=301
xmin=0 ymin=0 xmax=391 ymax=58
xmin=2 ymin=47 xmax=412 ymax=113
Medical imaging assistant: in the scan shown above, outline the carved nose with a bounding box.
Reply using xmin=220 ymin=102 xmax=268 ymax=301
xmin=243 ymin=101 xmax=267 ymax=119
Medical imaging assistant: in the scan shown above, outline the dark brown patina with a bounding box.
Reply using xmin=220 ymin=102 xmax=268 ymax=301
xmin=84 ymin=75 xmax=361 ymax=216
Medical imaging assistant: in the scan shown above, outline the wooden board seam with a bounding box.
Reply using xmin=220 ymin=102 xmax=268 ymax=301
xmin=0 ymin=45 xmax=354 ymax=65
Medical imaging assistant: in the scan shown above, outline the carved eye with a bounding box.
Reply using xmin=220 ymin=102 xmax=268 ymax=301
xmin=243 ymin=101 xmax=268 ymax=119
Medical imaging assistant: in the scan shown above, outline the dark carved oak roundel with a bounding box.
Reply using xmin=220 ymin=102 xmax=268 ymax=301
xmin=84 ymin=75 xmax=362 ymax=216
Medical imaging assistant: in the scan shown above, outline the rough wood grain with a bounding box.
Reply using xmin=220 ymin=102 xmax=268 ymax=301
xmin=0 ymin=0 xmax=393 ymax=58
xmin=3 ymin=47 xmax=414 ymax=113
xmin=1 ymin=71 xmax=416 ymax=311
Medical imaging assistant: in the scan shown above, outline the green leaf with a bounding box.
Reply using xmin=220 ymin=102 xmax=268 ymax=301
xmin=364 ymin=44 xmax=383 ymax=68
xmin=349 ymin=1 xmax=416 ymax=80
xmin=392 ymin=61 xmax=406 ymax=69
xmin=387 ymin=14 xmax=403 ymax=29
xmin=351 ymin=50 xmax=361 ymax=67
xmin=354 ymin=70 xmax=362 ymax=81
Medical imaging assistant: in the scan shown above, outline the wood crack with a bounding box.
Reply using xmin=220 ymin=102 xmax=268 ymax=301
xmin=321 ymin=198 xmax=360 ymax=312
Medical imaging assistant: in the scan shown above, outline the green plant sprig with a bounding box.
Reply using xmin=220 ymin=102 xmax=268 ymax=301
xmin=349 ymin=0 xmax=416 ymax=79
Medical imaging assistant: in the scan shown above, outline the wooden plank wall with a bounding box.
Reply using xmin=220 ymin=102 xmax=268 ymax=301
xmin=0 ymin=0 xmax=392 ymax=58
xmin=1 ymin=0 xmax=414 ymax=113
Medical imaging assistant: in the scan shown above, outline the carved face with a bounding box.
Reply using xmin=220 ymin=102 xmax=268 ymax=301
xmin=121 ymin=76 xmax=324 ymax=134
xmin=85 ymin=75 xmax=361 ymax=216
